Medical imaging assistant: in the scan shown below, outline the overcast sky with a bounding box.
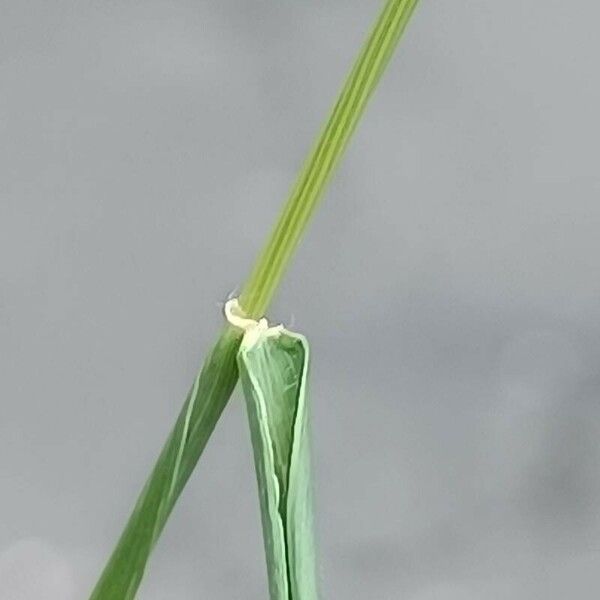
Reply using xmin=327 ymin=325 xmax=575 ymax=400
xmin=2 ymin=1 xmax=600 ymax=598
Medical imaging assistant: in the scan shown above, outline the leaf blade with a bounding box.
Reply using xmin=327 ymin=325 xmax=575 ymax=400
xmin=238 ymin=328 xmax=318 ymax=600
xmin=90 ymin=327 xmax=242 ymax=600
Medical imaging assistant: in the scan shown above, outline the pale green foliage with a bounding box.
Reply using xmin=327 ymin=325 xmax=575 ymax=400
xmin=238 ymin=328 xmax=317 ymax=600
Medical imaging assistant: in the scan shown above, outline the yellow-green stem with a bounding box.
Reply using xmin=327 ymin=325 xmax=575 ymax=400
xmin=240 ymin=0 xmax=419 ymax=319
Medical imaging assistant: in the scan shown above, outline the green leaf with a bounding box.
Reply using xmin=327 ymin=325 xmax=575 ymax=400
xmin=238 ymin=326 xmax=318 ymax=600
xmin=90 ymin=326 xmax=242 ymax=600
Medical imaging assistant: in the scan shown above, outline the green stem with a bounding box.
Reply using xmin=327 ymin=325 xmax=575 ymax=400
xmin=90 ymin=1 xmax=419 ymax=597
xmin=240 ymin=0 xmax=419 ymax=318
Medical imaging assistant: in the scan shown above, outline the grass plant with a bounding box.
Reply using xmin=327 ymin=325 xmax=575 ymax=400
xmin=90 ymin=1 xmax=420 ymax=597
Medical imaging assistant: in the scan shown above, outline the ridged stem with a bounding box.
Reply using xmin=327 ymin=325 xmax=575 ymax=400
xmin=240 ymin=0 xmax=419 ymax=319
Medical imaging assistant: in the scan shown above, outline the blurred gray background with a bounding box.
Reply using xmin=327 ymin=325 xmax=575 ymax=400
xmin=2 ymin=1 xmax=600 ymax=598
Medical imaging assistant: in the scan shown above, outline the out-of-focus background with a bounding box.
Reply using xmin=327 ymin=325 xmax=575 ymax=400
xmin=2 ymin=1 xmax=600 ymax=598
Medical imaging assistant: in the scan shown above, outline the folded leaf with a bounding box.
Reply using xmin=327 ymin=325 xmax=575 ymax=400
xmin=237 ymin=326 xmax=318 ymax=600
